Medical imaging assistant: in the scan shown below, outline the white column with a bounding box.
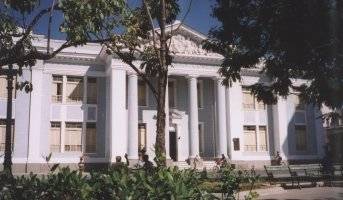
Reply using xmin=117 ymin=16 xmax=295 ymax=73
xmin=27 ymin=62 xmax=44 ymax=163
xmin=273 ymin=97 xmax=289 ymax=158
xmin=216 ymin=78 xmax=228 ymax=157
xmin=109 ymin=69 xmax=127 ymax=162
xmin=127 ymin=73 xmax=139 ymax=160
xmin=188 ymin=75 xmax=199 ymax=158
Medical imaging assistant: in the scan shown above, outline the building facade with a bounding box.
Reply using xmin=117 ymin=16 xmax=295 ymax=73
xmin=323 ymin=109 xmax=343 ymax=163
xmin=0 ymin=23 xmax=326 ymax=172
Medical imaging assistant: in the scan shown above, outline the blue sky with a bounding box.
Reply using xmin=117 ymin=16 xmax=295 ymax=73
xmin=174 ymin=0 xmax=220 ymax=35
xmin=32 ymin=0 xmax=219 ymax=39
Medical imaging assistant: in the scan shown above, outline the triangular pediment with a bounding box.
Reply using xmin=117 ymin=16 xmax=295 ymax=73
xmin=166 ymin=21 xmax=221 ymax=57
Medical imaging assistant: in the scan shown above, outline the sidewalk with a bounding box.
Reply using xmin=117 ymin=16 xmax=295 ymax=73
xmin=257 ymin=186 xmax=343 ymax=200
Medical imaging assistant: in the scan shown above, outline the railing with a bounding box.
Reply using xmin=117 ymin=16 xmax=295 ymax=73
xmin=244 ymin=145 xmax=257 ymax=151
xmin=244 ymin=145 xmax=268 ymax=152
xmin=243 ymin=103 xmax=254 ymax=109
xmin=0 ymin=143 xmax=14 ymax=152
xmin=67 ymin=96 xmax=83 ymax=103
xmin=64 ymin=145 xmax=82 ymax=152
xmin=52 ymin=95 xmax=62 ymax=103
xmin=50 ymin=145 xmax=61 ymax=153
xmin=259 ymin=145 xmax=268 ymax=151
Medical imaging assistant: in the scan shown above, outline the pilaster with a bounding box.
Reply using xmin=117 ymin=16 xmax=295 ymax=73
xmin=272 ymin=97 xmax=289 ymax=159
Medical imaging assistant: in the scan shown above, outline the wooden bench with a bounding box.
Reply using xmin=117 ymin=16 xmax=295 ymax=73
xmin=264 ymin=165 xmax=289 ymax=185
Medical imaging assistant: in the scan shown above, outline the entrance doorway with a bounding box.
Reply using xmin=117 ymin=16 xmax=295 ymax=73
xmin=169 ymin=131 xmax=177 ymax=161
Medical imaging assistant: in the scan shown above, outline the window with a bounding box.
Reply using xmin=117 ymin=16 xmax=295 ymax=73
xmin=197 ymin=81 xmax=204 ymax=108
xmin=257 ymin=100 xmax=266 ymax=110
xmin=293 ymin=95 xmax=305 ymax=111
xmin=85 ymin=123 xmax=96 ymax=153
xmin=52 ymin=75 xmax=63 ymax=103
xmin=50 ymin=122 xmax=61 ymax=153
xmin=87 ymin=78 xmax=97 ymax=104
xmin=244 ymin=126 xmax=257 ymax=151
xmin=295 ymin=125 xmax=307 ymax=151
xmin=244 ymin=125 xmax=268 ymax=152
xmin=138 ymin=80 xmax=148 ymax=106
xmin=242 ymin=87 xmax=266 ymax=110
xmin=0 ymin=75 xmax=16 ymax=99
xmin=65 ymin=122 xmax=82 ymax=152
xmin=258 ymin=126 xmax=268 ymax=151
xmin=242 ymin=88 xmax=255 ymax=110
xmin=138 ymin=123 xmax=147 ymax=152
xmin=66 ymin=77 xmax=83 ymax=103
xmin=168 ymin=80 xmax=176 ymax=108
xmin=0 ymin=119 xmax=14 ymax=152
xmin=198 ymin=123 xmax=205 ymax=156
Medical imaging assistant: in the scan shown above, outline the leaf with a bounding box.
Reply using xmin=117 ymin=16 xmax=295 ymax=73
xmin=46 ymin=153 xmax=52 ymax=162
xmin=50 ymin=164 xmax=60 ymax=172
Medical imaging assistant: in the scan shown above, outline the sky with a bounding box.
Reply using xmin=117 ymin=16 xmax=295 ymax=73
xmin=172 ymin=0 xmax=220 ymax=35
xmin=31 ymin=0 xmax=219 ymax=39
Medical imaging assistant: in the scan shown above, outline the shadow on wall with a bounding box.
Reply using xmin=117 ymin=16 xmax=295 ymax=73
xmin=281 ymin=101 xmax=324 ymax=164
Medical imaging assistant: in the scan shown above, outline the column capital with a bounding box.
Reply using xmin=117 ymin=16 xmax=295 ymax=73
xmin=186 ymin=74 xmax=198 ymax=79
xmin=212 ymin=76 xmax=224 ymax=81
xmin=127 ymin=71 xmax=138 ymax=77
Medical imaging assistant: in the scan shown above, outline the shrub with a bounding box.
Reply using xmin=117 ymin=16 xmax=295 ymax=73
xmin=219 ymin=166 xmax=260 ymax=200
xmin=0 ymin=166 xmax=217 ymax=200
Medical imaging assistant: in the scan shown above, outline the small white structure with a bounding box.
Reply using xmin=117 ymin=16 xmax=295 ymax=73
xmin=0 ymin=22 xmax=325 ymax=172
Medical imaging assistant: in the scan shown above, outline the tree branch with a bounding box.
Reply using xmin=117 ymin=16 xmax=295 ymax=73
xmin=169 ymin=0 xmax=193 ymax=38
xmin=17 ymin=4 xmax=60 ymax=45
xmin=0 ymin=38 xmax=113 ymax=67
xmin=111 ymin=46 xmax=159 ymax=100
xmin=143 ymin=0 xmax=160 ymax=58
xmin=47 ymin=0 xmax=57 ymax=53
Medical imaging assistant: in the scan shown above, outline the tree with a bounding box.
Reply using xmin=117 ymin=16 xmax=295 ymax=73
xmin=0 ymin=0 xmax=127 ymax=174
xmin=97 ymin=0 xmax=186 ymax=166
xmin=1 ymin=0 xmax=187 ymax=172
xmin=205 ymin=0 xmax=343 ymax=118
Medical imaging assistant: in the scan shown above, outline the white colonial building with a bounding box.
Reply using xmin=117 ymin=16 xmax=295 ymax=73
xmin=0 ymin=22 xmax=326 ymax=172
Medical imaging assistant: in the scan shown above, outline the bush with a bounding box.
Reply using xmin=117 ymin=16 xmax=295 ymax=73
xmin=0 ymin=166 xmax=217 ymax=200
xmin=219 ymin=166 xmax=260 ymax=200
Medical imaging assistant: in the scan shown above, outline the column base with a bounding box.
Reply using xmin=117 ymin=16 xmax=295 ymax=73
xmin=166 ymin=158 xmax=174 ymax=167
xmin=187 ymin=156 xmax=204 ymax=170
xmin=127 ymin=159 xmax=139 ymax=167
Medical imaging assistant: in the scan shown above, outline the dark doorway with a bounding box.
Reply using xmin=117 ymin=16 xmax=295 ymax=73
xmin=169 ymin=131 xmax=177 ymax=161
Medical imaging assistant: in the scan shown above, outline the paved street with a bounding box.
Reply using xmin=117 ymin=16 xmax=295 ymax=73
xmin=258 ymin=187 xmax=343 ymax=200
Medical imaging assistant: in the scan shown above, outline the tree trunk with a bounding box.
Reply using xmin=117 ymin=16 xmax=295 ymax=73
xmin=155 ymin=0 xmax=168 ymax=167
xmin=4 ymin=66 xmax=14 ymax=175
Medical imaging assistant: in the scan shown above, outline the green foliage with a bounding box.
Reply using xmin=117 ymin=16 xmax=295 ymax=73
xmin=205 ymin=0 xmax=343 ymax=111
xmin=0 ymin=166 xmax=220 ymax=200
xmin=59 ymin=0 xmax=127 ymax=44
xmin=219 ymin=166 xmax=259 ymax=200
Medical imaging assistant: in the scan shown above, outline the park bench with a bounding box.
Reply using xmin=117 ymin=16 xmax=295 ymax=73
xmin=333 ymin=164 xmax=343 ymax=177
xmin=264 ymin=165 xmax=289 ymax=185
xmin=287 ymin=164 xmax=322 ymax=188
xmin=265 ymin=164 xmax=334 ymax=188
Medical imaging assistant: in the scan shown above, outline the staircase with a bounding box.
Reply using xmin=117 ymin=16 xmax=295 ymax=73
xmin=172 ymin=161 xmax=191 ymax=169
xmin=203 ymin=161 xmax=217 ymax=170
xmin=172 ymin=160 xmax=218 ymax=170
